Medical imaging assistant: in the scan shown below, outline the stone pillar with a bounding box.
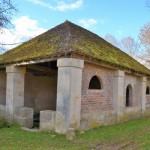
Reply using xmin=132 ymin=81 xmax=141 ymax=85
xmin=113 ymin=70 xmax=124 ymax=121
xmin=139 ymin=76 xmax=146 ymax=116
xmin=6 ymin=65 xmax=26 ymax=122
xmin=56 ymin=58 xmax=84 ymax=134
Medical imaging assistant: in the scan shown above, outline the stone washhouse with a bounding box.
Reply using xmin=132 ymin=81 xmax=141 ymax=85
xmin=0 ymin=20 xmax=150 ymax=134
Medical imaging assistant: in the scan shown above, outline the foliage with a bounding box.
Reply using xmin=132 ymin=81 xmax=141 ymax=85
xmin=0 ymin=118 xmax=10 ymax=129
xmin=1 ymin=118 xmax=150 ymax=149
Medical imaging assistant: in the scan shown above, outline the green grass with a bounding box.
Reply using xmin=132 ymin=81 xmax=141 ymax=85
xmin=1 ymin=118 xmax=150 ymax=149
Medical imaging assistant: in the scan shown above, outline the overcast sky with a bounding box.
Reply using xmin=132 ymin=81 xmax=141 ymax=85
xmin=1 ymin=0 xmax=150 ymax=50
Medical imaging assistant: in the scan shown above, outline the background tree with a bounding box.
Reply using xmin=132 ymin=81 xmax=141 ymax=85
xmin=0 ymin=0 xmax=17 ymax=51
xmin=105 ymin=35 xmax=140 ymax=59
xmin=139 ymin=22 xmax=150 ymax=68
xmin=0 ymin=0 xmax=16 ymax=30
xmin=105 ymin=34 xmax=119 ymax=48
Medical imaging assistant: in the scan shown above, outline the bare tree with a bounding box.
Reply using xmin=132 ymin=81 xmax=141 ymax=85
xmin=120 ymin=37 xmax=140 ymax=58
xmin=0 ymin=0 xmax=17 ymax=51
xmin=139 ymin=22 xmax=150 ymax=67
xmin=105 ymin=35 xmax=140 ymax=59
xmin=146 ymin=0 xmax=150 ymax=7
xmin=0 ymin=0 xmax=17 ymax=30
xmin=105 ymin=34 xmax=120 ymax=48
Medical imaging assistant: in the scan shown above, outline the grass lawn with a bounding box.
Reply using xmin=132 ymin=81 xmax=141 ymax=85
xmin=1 ymin=118 xmax=150 ymax=150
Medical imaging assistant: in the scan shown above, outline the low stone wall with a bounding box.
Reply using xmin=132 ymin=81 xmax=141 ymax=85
xmin=146 ymin=96 xmax=150 ymax=105
xmin=0 ymin=105 xmax=6 ymax=118
xmin=80 ymin=110 xmax=117 ymax=130
xmin=80 ymin=107 xmax=143 ymax=130
xmin=118 ymin=107 xmax=141 ymax=123
xmin=143 ymin=105 xmax=150 ymax=117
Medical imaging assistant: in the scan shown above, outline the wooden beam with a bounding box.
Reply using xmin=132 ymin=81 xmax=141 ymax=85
xmin=27 ymin=65 xmax=57 ymax=74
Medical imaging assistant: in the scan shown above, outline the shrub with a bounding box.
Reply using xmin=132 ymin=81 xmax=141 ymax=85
xmin=0 ymin=118 xmax=10 ymax=129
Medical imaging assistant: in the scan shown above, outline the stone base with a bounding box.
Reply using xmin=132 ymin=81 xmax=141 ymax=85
xmin=143 ymin=106 xmax=150 ymax=117
xmin=118 ymin=107 xmax=141 ymax=123
xmin=80 ymin=110 xmax=117 ymax=130
xmin=40 ymin=110 xmax=56 ymax=131
xmin=15 ymin=107 xmax=33 ymax=128
xmin=16 ymin=116 xmax=33 ymax=128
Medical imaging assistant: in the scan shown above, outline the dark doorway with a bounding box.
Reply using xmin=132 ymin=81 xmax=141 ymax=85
xmin=126 ymin=85 xmax=132 ymax=107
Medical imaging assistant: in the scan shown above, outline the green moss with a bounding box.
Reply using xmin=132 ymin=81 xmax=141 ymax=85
xmin=90 ymin=120 xmax=101 ymax=128
xmin=0 ymin=21 xmax=149 ymax=76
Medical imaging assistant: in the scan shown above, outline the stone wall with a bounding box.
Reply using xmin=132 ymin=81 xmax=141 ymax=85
xmin=0 ymin=72 xmax=6 ymax=105
xmin=81 ymin=63 xmax=114 ymax=114
xmin=24 ymin=72 xmax=57 ymax=113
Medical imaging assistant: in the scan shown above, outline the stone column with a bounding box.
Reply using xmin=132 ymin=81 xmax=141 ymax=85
xmin=56 ymin=58 xmax=84 ymax=134
xmin=139 ymin=76 xmax=146 ymax=116
xmin=6 ymin=65 xmax=26 ymax=122
xmin=113 ymin=70 xmax=124 ymax=122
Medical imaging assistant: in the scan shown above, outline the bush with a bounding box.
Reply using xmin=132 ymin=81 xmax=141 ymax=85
xmin=0 ymin=118 xmax=10 ymax=129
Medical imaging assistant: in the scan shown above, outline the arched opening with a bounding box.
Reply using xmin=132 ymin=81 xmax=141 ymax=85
xmin=126 ymin=84 xmax=133 ymax=107
xmin=146 ymin=86 xmax=150 ymax=95
xmin=89 ymin=75 xmax=102 ymax=89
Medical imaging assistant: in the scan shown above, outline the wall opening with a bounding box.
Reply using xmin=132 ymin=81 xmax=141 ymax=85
xmin=146 ymin=86 xmax=150 ymax=95
xmin=126 ymin=84 xmax=133 ymax=107
xmin=0 ymin=69 xmax=6 ymax=106
xmin=89 ymin=75 xmax=102 ymax=89
xmin=24 ymin=61 xmax=58 ymax=128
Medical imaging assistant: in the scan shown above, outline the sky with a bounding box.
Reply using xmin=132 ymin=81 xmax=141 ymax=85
xmin=1 ymin=0 xmax=150 ymax=50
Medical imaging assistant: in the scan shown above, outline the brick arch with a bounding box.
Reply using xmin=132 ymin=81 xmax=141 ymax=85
xmin=88 ymin=75 xmax=103 ymax=90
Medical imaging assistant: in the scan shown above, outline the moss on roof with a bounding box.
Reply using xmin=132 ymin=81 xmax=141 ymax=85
xmin=0 ymin=20 xmax=150 ymax=76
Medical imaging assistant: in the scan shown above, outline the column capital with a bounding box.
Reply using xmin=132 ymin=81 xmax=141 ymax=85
xmin=6 ymin=65 xmax=26 ymax=74
xmin=114 ymin=70 xmax=124 ymax=77
xmin=57 ymin=58 xmax=84 ymax=69
xmin=140 ymin=76 xmax=147 ymax=82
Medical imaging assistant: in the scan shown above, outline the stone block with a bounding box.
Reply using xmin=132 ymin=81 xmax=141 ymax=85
xmin=57 ymin=58 xmax=84 ymax=69
xmin=6 ymin=65 xmax=26 ymax=74
xmin=40 ymin=110 xmax=56 ymax=131
xmin=15 ymin=107 xmax=33 ymax=117
xmin=16 ymin=116 xmax=33 ymax=128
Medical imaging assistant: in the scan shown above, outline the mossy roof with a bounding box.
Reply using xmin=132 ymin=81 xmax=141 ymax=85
xmin=0 ymin=20 xmax=150 ymax=76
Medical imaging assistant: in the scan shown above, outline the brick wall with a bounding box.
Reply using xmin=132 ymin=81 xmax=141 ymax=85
xmin=81 ymin=63 xmax=114 ymax=114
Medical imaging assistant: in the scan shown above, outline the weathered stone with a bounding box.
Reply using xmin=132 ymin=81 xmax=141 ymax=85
xmin=113 ymin=70 xmax=124 ymax=120
xmin=118 ymin=107 xmax=141 ymax=123
xmin=56 ymin=58 xmax=84 ymax=134
xmin=15 ymin=107 xmax=33 ymax=117
xmin=40 ymin=110 xmax=56 ymax=131
xmin=14 ymin=107 xmax=33 ymax=128
xmin=16 ymin=116 xmax=33 ymax=128
xmin=66 ymin=128 xmax=75 ymax=140
xmin=6 ymin=65 xmax=26 ymax=122
xmin=139 ymin=77 xmax=147 ymax=116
